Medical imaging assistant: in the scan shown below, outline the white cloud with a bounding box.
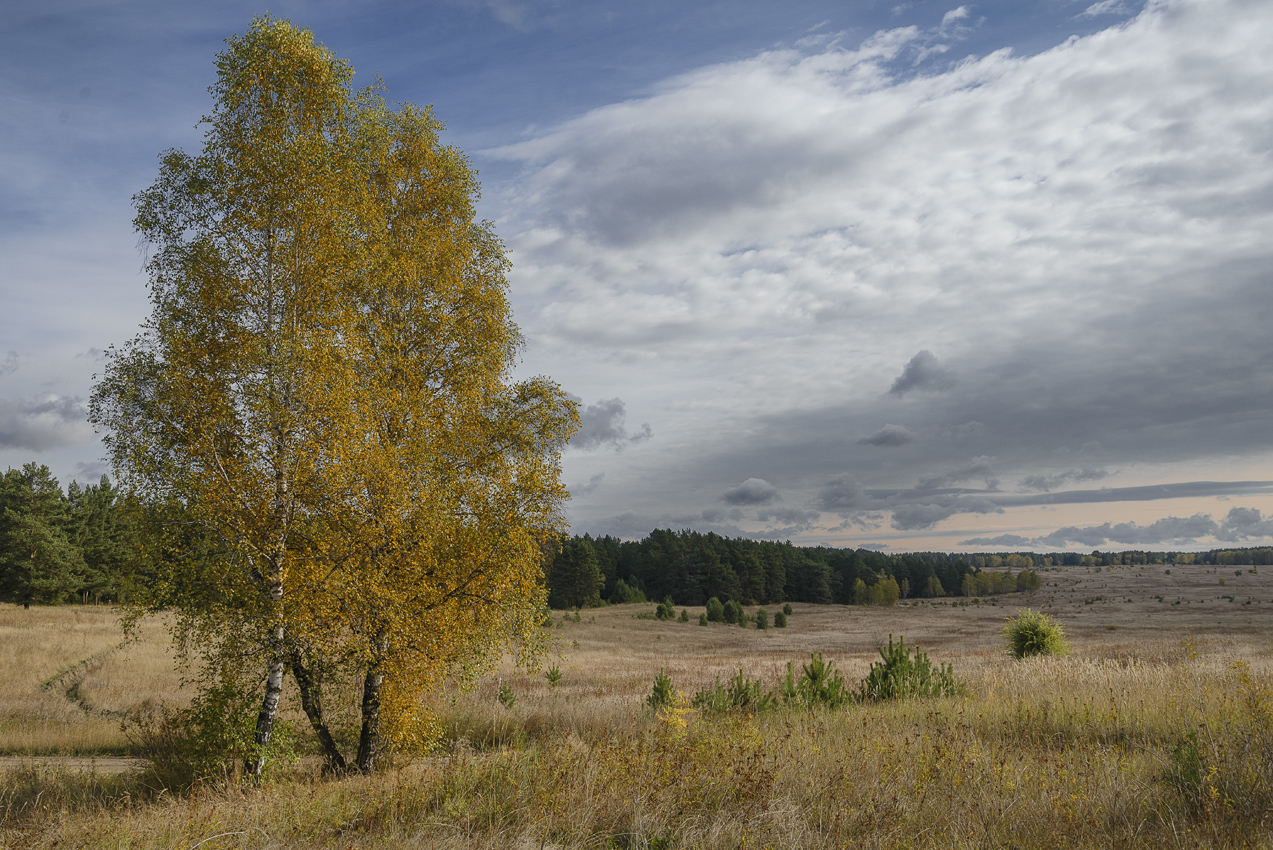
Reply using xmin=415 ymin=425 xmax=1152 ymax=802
xmin=498 ymin=0 xmax=1273 ymax=542
xmin=941 ymin=6 xmax=970 ymax=28
xmin=1080 ymin=0 xmax=1132 ymax=18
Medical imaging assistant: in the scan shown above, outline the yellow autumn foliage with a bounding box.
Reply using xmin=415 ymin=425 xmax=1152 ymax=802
xmin=91 ymin=15 xmax=576 ymax=774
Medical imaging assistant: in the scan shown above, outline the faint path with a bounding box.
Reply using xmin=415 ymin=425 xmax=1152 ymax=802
xmin=39 ymin=640 xmax=130 ymax=717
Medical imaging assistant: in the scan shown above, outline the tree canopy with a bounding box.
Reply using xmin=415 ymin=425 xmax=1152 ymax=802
xmin=90 ymin=16 xmax=576 ymax=777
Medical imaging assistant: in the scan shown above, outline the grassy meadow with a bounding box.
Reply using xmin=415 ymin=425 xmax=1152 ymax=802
xmin=3 ymin=562 xmax=1273 ymax=848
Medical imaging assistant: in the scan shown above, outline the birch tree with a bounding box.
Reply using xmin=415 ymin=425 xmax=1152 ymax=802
xmin=91 ymin=16 xmax=576 ymax=778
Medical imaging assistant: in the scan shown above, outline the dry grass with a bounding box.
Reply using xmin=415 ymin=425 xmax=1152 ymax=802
xmin=0 ymin=606 xmax=179 ymax=756
xmin=2 ymin=562 xmax=1273 ymax=848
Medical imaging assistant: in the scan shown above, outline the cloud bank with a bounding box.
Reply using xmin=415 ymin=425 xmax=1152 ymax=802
xmin=502 ymin=0 xmax=1273 ymax=546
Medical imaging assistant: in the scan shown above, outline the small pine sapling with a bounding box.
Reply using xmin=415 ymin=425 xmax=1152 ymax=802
xmin=782 ymin=652 xmax=851 ymax=709
xmin=647 ymin=669 xmax=674 ymax=710
xmin=498 ymin=682 xmax=517 ymax=709
xmin=857 ymin=634 xmax=965 ymax=702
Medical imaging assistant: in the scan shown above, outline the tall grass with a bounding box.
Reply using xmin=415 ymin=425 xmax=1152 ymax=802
xmin=4 ymin=582 xmax=1273 ymax=848
xmin=6 ymin=649 xmax=1272 ymax=848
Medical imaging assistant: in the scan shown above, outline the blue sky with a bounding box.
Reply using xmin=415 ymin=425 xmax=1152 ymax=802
xmin=5 ymin=0 xmax=1273 ymax=552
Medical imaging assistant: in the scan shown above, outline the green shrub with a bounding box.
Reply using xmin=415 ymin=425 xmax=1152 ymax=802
xmin=654 ymin=601 xmax=675 ymax=620
xmin=705 ymin=597 xmax=725 ymax=622
xmin=723 ymin=599 xmax=743 ymax=624
xmin=782 ymin=603 xmax=793 ymax=616
xmin=698 ymin=612 xmax=708 ymax=626
xmin=755 ymin=608 xmax=768 ymax=630
xmin=123 ymin=683 xmax=295 ymax=789
xmin=498 ymin=682 xmax=517 ymax=709
xmin=857 ymin=634 xmax=966 ymax=702
xmin=679 ymin=608 xmax=690 ymax=622
xmin=774 ymin=611 xmax=787 ymax=628
xmin=646 ymin=669 xmax=674 ymax=710
xmin=781 ymin=652 xmax=851 ymax=709
xmin=609 ymin=578 xmax=647 ymax=605
xmin=544 ymin=665 xmax=562 ymax=687
xmin=1001 ymin=609 xmax=1070 ymax=659
xmin=692 ymin=669 xmax=775 ymax=715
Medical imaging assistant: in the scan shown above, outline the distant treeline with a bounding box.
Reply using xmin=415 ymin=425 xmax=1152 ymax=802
xmin=0 ymin=464 xmax=142 ymax=606
xmin=5 ymin=463 xmax=1273 ymax=608
xmin=545 ymin=528 xmax=1273 ymax=609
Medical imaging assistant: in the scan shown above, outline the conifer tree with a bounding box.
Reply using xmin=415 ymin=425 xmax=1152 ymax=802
xmin=0 ymin=464 xmax=85 ymax=605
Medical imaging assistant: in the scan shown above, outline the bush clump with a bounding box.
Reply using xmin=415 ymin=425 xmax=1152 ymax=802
xmin=780 ymin=652 xmax=851 ymax=709
xmin=857 ymin=634 xmax=966 ymax=702
xmin=692 ymin=670 xmax=775 ymax=715
xmin=647 ymin=669 xmax=674 ymax=710
xmin=774 ymin=611 xmax=787 ymax=628
xmin=123 ymin=684 xmax=296 ymax=789
xmin=705 ymin=597 xmax=725 ymax=622
xmin=1001 ymin=609 xmax=1070 ymax=659
xmin=723 ymin=599 xmax=744 ymax=625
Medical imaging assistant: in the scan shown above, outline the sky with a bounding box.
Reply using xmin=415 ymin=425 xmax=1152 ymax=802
xmin=3 ymin=0 xmax=1273 ymax=553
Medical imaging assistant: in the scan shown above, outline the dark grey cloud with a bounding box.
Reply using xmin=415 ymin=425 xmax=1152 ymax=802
xmin=817 ymin=474 xmax=871 ymax=512
xmin=73 ymin=459 xmax=110 ymax=484
xmin=890 ymin=495 xmax=1002 ymax=530
xmin=570 ymin=472 xmax=605 ymax=496
xmin=889 ymin=351 xmax=953 ymax=396
xmin=1018 ymin=468 xmax=1109 ymax=492
xmin=959 ymin=505 xmax=1273 ymax=549
xmin=757 ymin=507 xmax=821 ymax=526
xmin=858 ymin=423 xmax=916 ymax=447
xmin=701 ymin=507 xmax=745 ymax=523
xmin=0 ymin=395 xmax=91 ymax=451
xmin=815 ymin=472 xmax=1003 ymax=530
xmin=917 ymin=456 xmax=998 ymax=490
xmin=1216 ymin=507 xmax=1273 ymax=542
xmin=721 ymin=477 xmax=780 ymax=506
xmin=0 ymin=352 xmax=19 ymax=377
xmin=890 ymin=502 xmax=962 ymax=530
xmin=1035 ymin=514 xmax=1220 ymax=547
xmin=568 ymin=397 xmax=652 ymax=451
xmin=959 ymin=533 xmax=1035 ymax=548
xmin=997 ymin=480 xmax=1273 ymax=508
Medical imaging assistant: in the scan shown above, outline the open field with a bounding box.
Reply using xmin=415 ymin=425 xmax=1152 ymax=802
xmin=3 ymin=562 xmax=1273 ymax=848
